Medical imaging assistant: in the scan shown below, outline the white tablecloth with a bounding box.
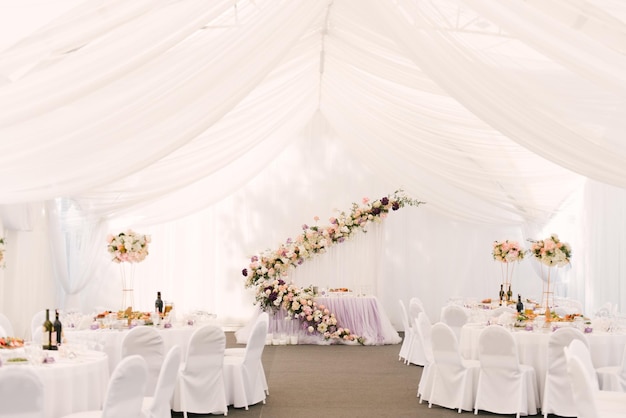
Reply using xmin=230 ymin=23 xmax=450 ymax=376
xmin=460 ymin=323 xmax=626 ymax=402
xmin=65 ymin=324 xmax=200 ymax=370
xmin=0 ymin=349 xmax=109 ymax=418
xmin=236 ymin=295 xmax=401 ymax=346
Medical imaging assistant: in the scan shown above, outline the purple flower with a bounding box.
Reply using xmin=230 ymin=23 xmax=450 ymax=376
xmin=242 ymin=268 xmax=248 ymax=277
xmin=381 ymin=197 xmax=389 ymax=205
xmin=392 ymin=202 xmax=400 ymax=211
xmin=298 ymin=258 xmax=304 ymax=265
xmin=337 ymin=237 xmax=345 ymax=243
xmin=278 ymin=279 xmax=285 ymax=285
xmin=302 ymin=224 xmax=308 ymax=230
xmin=251 ymin=255 xmax=258 ymax=262
xmin=371 ymin=207 xmax=381 ymax=215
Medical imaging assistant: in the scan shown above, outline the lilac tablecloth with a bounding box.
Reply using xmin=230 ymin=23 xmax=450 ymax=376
xmin=235 ymin=295 xmax=401 ymax=346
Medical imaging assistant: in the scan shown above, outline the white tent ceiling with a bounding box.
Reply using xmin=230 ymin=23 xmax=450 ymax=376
xmin=0 ymin=0 xmax=625 ymax=336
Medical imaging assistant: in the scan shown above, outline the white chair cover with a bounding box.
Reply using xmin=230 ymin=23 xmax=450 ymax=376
xmin=61 ymin=354 xmax=148 ymax=418
xmin=121 ymin=326 xmax=165 ymax=396
xmin=567 ymin=338 xmax=600 ymax=390
xmin=30 ymin=309 xmax=46 ymax=340
xmin=0 ymin=313 xmax=14 ymax=336
xmin=440 ymin=304 xmax=468 ymax=342
xmin=488 ymin=305 xmax=516 ymax=317
xmin=224 ymin=312 xmax=269 ymax=395
xmin=473 ymin=325 xmax=539 ymax=418
xmin=223 ymin=313 xmax=268 ymax=409
xmin=0 ymin=325 xmax=6 ymax=338
xmin=428 ymin=322 xmax=479 ymax=412
xmin=142 ymin=345 xmax=182 ymax=418
xmin=597 ymin=343 xmax=626 ymax=392
xmin=406 ymin=299 xmax=427 ymax=366
xmin=542 ymin=327 xmax=589 ymax=417
xmin=397 ymin=300 xmax=413 ymax=364
xmin=172 ymin=324 xmax=227 ymax=416
xmin=415 ymin=312 xmax=434 ymax=403
xmin=0 ymin=367 xmax=45 ymax=418
xmin=565 ymin=352 xmax=626 ymax=418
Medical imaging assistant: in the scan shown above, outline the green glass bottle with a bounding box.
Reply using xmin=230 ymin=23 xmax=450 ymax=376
xmin=42 ymin=309 xmax=55 ymax=350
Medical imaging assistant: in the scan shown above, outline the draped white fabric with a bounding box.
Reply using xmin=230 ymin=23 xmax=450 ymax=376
xmin=0 ymin=0 xmax=625 ymax=338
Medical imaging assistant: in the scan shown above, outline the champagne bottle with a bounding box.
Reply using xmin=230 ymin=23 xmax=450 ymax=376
xmin=42 ymin=309 xmax=55 ymax=350
xmin=155 ymin=291 xmax=164 ymax=314
xmin=516 ymin=294 xmax=524 ymax=313
xmin=53 ymin=309 xmax=63 ymax=347
xmin=507 ymin=284 xmax=513 ymax=302
xmin=499 ymin=284 xmax=505 ymax=306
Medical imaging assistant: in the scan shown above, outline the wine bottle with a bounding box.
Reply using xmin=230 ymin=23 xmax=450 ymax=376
xmin=499 ymin=284 xmax=505 ymax=306
xmin=516 ymin=294 xmax=524 ymax=313
xmin=155 ymin=291 xmax=164 ymax=314
xmin=507 ymin=284 xmax=513 ymax=302
xmin=53 ymin=309 xmax=63 ymax=347
xmin=42 ymin=309 xmax=55 ymax=350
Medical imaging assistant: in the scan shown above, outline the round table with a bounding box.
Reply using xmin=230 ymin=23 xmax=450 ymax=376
xmin=0 ymin=349 xmax=109 ymax=418
xmin=64 ymin=324 xmax=202 ymax=370
xmin=460 ymin=323 xmax=626 ymax=402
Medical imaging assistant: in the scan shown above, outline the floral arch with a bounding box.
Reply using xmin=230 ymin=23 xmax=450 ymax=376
xmin=242 ymin=190 xmax=423 ymax=343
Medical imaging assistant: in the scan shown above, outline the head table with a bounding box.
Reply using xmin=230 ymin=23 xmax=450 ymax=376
xmin=235 ymin=294 xmax=401 ymax=346
xmin=0 ymin=348 xmax=109 ymax=418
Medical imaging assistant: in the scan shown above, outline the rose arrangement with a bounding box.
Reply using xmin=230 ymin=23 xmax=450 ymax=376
xmin=242 ymin=190 xmax=423 ymax=343
xmin=106 ymin=230 xmax=151 ymax=263
xmin=492 ymin=240 xmax=525 ymax=263
xmin=529 ymin=233 xmax=571 ymax=267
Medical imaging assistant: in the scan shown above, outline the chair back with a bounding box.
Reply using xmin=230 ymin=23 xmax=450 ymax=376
xmin=431 ymin=322 xmax=463 ymax=367
xmin=415 ymin=312 xmax=433 ymax=363
xmin=547 ymin=327 xmax=588 ymax=374
xmin=102 ymin=354 xmax=148 ymax=418
xmin=0 ymin=325 xmax=6 ymax=338
xmin=567 ymin=338 xmax=599 ymax=390
xmin=478 ymin=325 xmax=519 ymax=370
xmin=409 ymin=299 xmax=424 ymax=323
xmin=0 ymin=313 xmax=14 ymax=337
xmin=399 ymin=300 xmax=411 ymax=333
xmin=121 ymin=326 xmax=165 ymax=396
xmin=0 ymin=367 xmax=45 ymax=418
xmin=30 ymin=310 xmax=46 ymax=340
xmin=440 ymin=305 xmax=468 ymax=341
xmin=243 ymin=315 xmax=268 ymax=371
xmin=144 ymin=345 xmax=182 ymax=418
xmin=565 ymin=353 xmax=601 ymax=418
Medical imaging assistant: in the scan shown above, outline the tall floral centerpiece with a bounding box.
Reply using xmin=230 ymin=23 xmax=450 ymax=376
xmin=529 ymin=233 xmax=571 ymax=318
xmin=107 ymin=230 xmax=151 ymax=310
xmin=492 ymin=240 xmax=525 ymax=302
xmin=242 ymin=189 xmax=423 ymax=344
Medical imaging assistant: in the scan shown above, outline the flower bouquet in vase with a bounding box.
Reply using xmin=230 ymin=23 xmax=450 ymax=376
xmin=528 ymin=234 xmax=571 ymax=321
xmin=492 ymin=240 xmax=525 ymax=303
xmin=106 ymin=230 xmax=151 ymax=310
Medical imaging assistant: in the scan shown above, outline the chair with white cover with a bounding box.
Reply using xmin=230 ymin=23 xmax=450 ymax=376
xmin=224 ymin=312 xmax=269 ymax=395
xmin=440 ymin=305 xmax=468 ymax=342
xmin=0 ymin=367 xmax=45 ymax=418
xmin=142 ymin=345 xmax=182 ymax=418
xmin=60 ymin=354 xmax=148 ymax=418
xmin=223 ymin=312 xmax=268 ymax=410
xmin=407 ymin=299 xmax=427 ymax=366
xmin=415 ymin=312 xmax=435 ymax=403
xmin=397 ymin=300 xmax=414 ymax=364
xmin=567 ymin=338 xmax=600 ymax=390
xmin=542 ymin=327 xmax=589 ymax=417
xmin=172 ymin=324 xmax=228 ymax=417
xmin=0 ymin=325 xmax=6 ymax=338
xmin=473 ymin=325 xmax=539 ymax=418
xmin=597 ymin=343 xmax=626 ymax=392
xmin=0 ymin=312 xmax=14 ymax=337
xmin=121 ymin=325 xmax=165 ymax=396
xmin=564 ymin=350 xmax=626 ymax=418
xmin=428 ymin=322 xmax=479 ymax=413
xmin=30 ymin=309 xmax=46 ymax=340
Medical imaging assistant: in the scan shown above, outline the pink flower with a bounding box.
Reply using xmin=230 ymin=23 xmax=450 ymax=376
xmin=362 ymin=197 xmax=370 ymax=204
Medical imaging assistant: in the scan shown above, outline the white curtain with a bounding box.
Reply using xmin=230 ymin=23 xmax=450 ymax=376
xmin=0 ymin=0 xmax=625 ymax=337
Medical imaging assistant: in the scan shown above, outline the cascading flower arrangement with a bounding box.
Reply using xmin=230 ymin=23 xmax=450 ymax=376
xmin=0 ymin=237 xmax=5 ymax=268
xmin=242 ymin=189 xmax=424 ymax=343
xmin=106 ymin=230 xmax=151 ymax=263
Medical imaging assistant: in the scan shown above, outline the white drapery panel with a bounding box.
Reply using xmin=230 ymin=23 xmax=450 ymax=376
xmin=0 ymin=0 xmax=625 ymax=336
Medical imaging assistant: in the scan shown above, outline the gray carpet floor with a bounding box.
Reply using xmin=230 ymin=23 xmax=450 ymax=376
xmin=172 ymin=332 xmax=548 ymax=418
